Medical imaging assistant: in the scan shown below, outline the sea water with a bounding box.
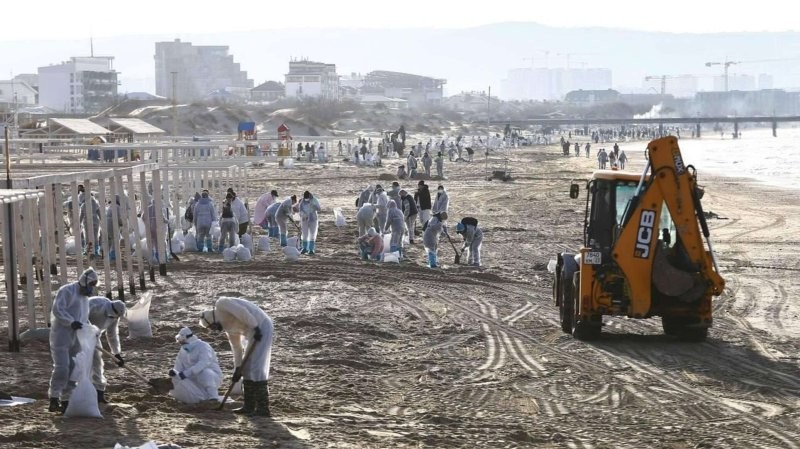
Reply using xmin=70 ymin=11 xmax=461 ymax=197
xmin=676 ymin=127 xmax=800 ymax=190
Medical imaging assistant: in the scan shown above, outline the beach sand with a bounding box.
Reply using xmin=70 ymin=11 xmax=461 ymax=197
xmin=1 ymin=139 xmax=799 ymax=448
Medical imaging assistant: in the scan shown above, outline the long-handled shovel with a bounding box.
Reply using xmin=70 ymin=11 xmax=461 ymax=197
xmin=218 ymin=340 xmax=258 ymax=410
xmin=288 ymin=216 xmax=302 ymax=233
xmin=443 ymin=230 xmax=461 ymax=264
xmin=98 ymin=346 xmax=152 ymax=387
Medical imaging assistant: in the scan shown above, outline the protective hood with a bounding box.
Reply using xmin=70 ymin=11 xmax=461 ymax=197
xmin=107 ymin=300 xmax=126 ymax=318
xmin=199 ymin=309 xmax=222 ymax=331
xmin=78 ymin=267 xmax=98 ymax=288
xmin=388 ymin=200 xmax=397 ymax=209
xmin=175 ymin=326 xmax=195 ymax=344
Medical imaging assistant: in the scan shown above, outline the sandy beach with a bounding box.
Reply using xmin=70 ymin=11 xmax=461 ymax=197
xmin=1 ymin=138 xmax=799 ymax=448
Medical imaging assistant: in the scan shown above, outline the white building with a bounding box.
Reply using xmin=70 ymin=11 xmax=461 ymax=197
xmin=714 ymin=74 xmax=756 ymax=91
xmin=0 ymin=79 xmax=37 ymax=107
xmin=38 ymin=57 xmax=117 ymax=114
xmin=758 ymin=74 xmax=774 ymax=90
xmin=502 ymin=67 xmax=612 ymax=101
xmin=154 ymin=39 xmax=253 ymax=103
xmin=284 ymin=59 xmax=339 ymax=100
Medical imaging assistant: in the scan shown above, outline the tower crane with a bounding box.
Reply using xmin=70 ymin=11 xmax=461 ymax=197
xmin=644 ymin=75 xmax=670 ymax=95
xmin=704 ymin=60 xmax=740 ymax=92
xmin=705 ymin=56 xmax=800 ymax=91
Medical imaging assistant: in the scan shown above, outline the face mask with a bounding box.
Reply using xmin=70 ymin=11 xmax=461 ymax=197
xmin=80 ymin=284 xmax=96 ymax=296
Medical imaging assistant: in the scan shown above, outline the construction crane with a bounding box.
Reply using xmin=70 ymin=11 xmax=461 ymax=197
xmin=704 ymin=60 xmax=739 ymax=92
xmin=644 ymin=75 xmax=670 ymax=95
xmin=705 ymin=56 xmax=800 ymax=91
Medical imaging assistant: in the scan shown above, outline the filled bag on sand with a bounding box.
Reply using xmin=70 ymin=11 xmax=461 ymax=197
xmin=65 ymin=236 xmax=77 ymax=256
xmin=240 ymin=233 xmax=254 ymax=253
xmin=382 ymin=235 xmax=391 ymax=253
xmin=126 ymin=292 xmax=153 ymax=339
xmin=236 ymin=245 xmax=252 ymax=261
xmin=183 ymin=233 xmax=197 ymax=252
xmin=223 ymin=247 xmax=237 ymax=262
xmin=283 ymin=245 xmax=300 ymax=261
xmin=257 ymin=236 xmax=270 ymax=253
xmin=333 ymin=208 xmax=346 ymax=227
xmin=287 ymin=236 xmax=300 ymax=250
xmin=64 ymin=324 xmax=102 ymax=418
xmin=138 ymin=238 xmax=149 ymax=256
xmin=382 ymin=251 xmax=400 ymax=263
xmin=170 ymin=237 xmax=184 ymax=254
xmin=210 ymin=221 xmax=221 ymax=240
xmin=170 ymin=376 xmax=208 ymax=405
xmin=172 ymin=230 xmax=184 ymax=242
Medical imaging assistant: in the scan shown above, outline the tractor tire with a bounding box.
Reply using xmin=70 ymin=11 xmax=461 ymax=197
xmin=558 ymin=273 xmax=574 ymax=333
xmin=662 ymin=316 xmax=708 ymax=342
xmin=571 ymin=272 xmax=601 ymax=340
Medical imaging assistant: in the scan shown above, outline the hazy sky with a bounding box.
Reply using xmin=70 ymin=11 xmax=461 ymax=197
xmin=0 ymin=0 xmax=797 ymax=41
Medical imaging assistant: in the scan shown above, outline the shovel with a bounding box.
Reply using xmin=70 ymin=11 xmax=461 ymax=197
xmin=98 ymin=346 xmax=165 ymax=392
xmin=218 ymin=338 xmax=258 ymax=410
xmin=443 ymin=230 xmax=461 ymax=264
xmin=288 ymin=216 xmax=302 ymax=233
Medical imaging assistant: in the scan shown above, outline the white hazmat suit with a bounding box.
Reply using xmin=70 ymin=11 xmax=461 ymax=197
xmin=200 ymin=297 xmax=274 ymax=416
xmin=87 ymin=296 xmax=126 ymax=402
xmin=48 ymin=267 xmax=97 ymax=412
xmin=169 ymin=327 xmax=223 ymax=404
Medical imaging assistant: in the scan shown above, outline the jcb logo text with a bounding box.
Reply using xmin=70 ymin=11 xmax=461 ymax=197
xmin=634 ymin=209 xmax=656 ymax=259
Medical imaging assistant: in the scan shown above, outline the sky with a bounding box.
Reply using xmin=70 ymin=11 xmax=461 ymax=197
xmin=0 ymin=0 xmax=797 ymax=41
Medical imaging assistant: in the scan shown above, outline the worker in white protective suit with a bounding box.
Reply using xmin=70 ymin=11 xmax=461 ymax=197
xmin=356 ymin=203 xmax=378 ymax=238
xmin=275 ymin=195 xmax=297 ymax=247
xmin=297 ymin=190 xmax=321 ymax=255
xmin=200 ymin=297 xmax=274 ymax=416
xmin=168 ymin=327 xmax=223 ymax=404
xmin=48 ymin=267 xmax=97 ymax=413
xmin=253 ymin=190 xmax=279 ymax=229
xmin=87 ymin=296 xmax=127 ymax=404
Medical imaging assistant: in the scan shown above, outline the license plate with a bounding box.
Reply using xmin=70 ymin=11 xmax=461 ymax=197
xmin=584 ymin=252 xmax=602 ymax=265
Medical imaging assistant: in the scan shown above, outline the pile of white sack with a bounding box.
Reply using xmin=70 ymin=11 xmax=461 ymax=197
xmin=222 ymin=244 xmax=252 ymax=262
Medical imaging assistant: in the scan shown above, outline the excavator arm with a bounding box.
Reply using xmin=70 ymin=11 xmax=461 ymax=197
xmin=612 ymin=136 xmax=725 ymax=317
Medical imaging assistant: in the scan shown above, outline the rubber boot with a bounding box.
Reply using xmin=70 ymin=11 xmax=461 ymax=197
xmin=48 ymin=397 xmax=60 ymax=412
xmin=300 ymin=240 xmax=308 ymax=254
xmin=233 ymin=380 xmax=255 ymax=414
xmin=428 ymin=251 xmax=438 ymax=268
xmin=206 ymin=239 xmax=213 ymax=253
xmin=309 ymin=241 xmax=316 ymax=255
xmin=60 ymin=400 xmax=69 ymax=414
xmin=196 ymin=239 xmax=204 ymax=252
xmin=251 ymin=380 xmax=271 ymax=417
xmin=97 ymin=390 xmax=108 ymax=404
xmin=280 ymin=234 xmax=288 ymax=247
xmin=109 ymin=248 xmax=116 ymax=262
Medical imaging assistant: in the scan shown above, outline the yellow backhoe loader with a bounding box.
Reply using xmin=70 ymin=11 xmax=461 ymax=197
xmin=553 ymin=136 xmax=725 ymax=341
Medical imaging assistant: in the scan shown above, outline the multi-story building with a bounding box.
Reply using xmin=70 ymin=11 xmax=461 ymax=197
xmin=38 ymin=57 xmax=118 ymax=114
xmin=284 ymin=59 xmax=339 ymax=100
xmin=693 ymin=89 xmax=800 ymax=116
xmin=0 ymin=79 xmax=38 ymax=108
xmin=154 ymin=39 xmax=253 ymax=103
xmin=713 ymin=74 xmax=756 ymax=92
xmin=362 ymin=71 xmax=445 ymax=106
xmin=250 ymin=81 xmax=285 ymax=102
xmin=502 ymin=67 xmax=612 ymax=101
